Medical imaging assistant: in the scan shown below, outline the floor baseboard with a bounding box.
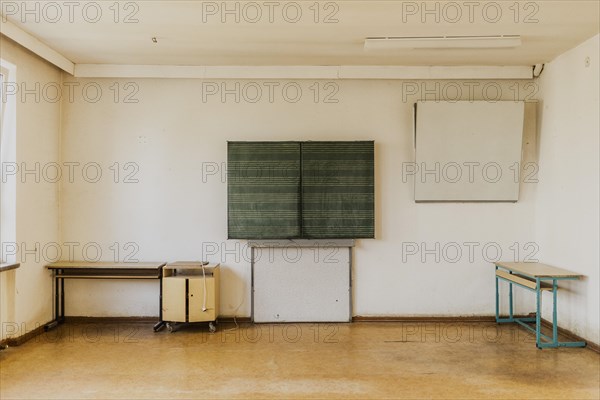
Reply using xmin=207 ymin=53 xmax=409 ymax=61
xmin=352 ymin=315 xmax=500 ymax=323
xmin=540 ymin=318 xmax=599 ymax=353
xmin=218 ymin=316 xmax=252 ymax=323
xmin=2 ymin=323 xmax=47 ymax=347
xmin=64 ymin=316 xmax=158 ymax=323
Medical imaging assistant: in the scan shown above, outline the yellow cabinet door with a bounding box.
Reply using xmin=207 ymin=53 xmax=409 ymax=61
xmin=162 ymin=277 xmax=186 ymax=322
xmin=189 ymin=277 xmax=216 ymax=322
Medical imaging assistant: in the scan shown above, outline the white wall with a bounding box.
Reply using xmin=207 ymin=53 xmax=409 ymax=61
xmin=5 ymin=32 xmax=597 ymax=345
xmin=60 ymin=77 xmax=539 ymax=320
xmin=535 ymin=34 xmax=600 ymax=344
xmin=0 ymin=35 xmax=61 ymax=339
xmin=0 ymin=31 xmax=597 ymax=346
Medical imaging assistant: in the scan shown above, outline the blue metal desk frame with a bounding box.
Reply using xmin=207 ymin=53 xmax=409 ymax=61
xmin=495 ymin=262 xmax=586 ymax=349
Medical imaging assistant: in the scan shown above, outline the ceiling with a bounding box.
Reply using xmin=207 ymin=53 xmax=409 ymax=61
xmin=1 ymin=1 xmax=599 ymax=67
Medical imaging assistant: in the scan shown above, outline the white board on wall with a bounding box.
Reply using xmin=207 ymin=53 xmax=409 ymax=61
xmin=252 ymin=244 xmax=351 ymax=323
xmin=414 ymin=101 xmax=525 ymax=202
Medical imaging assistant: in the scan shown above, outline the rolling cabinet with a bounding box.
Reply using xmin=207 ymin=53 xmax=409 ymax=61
xmin=161 ymin=262 xmax=220 ymax=333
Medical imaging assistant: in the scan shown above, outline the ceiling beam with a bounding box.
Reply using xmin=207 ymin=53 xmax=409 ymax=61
xmin=74 ymin=64 xmax=533 ymax=80
xmin=0 ymin=18 xmax=74 ymax=75
xmin=0 ymin=18 xmax=532 ymax=81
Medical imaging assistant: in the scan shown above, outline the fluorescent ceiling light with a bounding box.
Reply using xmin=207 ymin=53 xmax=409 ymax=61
xmin=364 ymin=35 xmax=522 ymax=50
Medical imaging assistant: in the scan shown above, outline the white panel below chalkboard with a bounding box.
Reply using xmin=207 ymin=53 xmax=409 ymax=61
xmin=253 ymin=246 xmax=351 ymax=323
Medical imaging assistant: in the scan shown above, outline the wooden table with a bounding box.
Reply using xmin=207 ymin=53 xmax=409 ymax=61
xmin=0 ymin=263 xmax=19 ymax=350
xmin=45 ymin=261 xmax=167 ymax=331
xmin=494 ymin=261 xmax=586 ymax=349
xmin=0 ymin=263 xmax=20 ymax=272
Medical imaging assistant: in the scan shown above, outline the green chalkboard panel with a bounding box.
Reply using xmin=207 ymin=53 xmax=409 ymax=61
xmin=301 ymin=141 xmax=374 ymax=239
xmin=228 ymin=142 xmax=301 ymax=239
xmin=227 ymin=141 xmax=374 ymax=239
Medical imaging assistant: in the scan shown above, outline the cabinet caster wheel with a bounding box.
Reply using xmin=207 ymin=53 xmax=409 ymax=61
xmin=166 ymin=323 xmax=174 ymax=333
xmin=153 ymin=322 xmax=165 ymax=332
xmin=209 ymin=322 xmax=216 ymax=333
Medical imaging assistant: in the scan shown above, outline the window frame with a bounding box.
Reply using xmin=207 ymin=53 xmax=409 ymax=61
xmin=0 ymin=59 xmax=17 ymax=264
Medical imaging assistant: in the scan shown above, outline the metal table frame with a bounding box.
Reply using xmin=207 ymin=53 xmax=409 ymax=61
xmin=45 ymin=261 xmax=167 ymax=331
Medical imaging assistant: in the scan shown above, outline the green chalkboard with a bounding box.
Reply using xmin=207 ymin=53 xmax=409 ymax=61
xmin=301 ymin=141 xmax=374 ymax=239
xmin=227 ymin=141 xmax=374 ymax=239
xmin=228 ymin=142 xmax=301 ymax=239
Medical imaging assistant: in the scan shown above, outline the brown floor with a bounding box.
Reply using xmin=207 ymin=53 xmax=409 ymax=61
xmin=0 ymin=321 xmax=598 ymax=399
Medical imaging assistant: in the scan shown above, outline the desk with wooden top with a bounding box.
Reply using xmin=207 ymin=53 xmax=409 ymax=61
xmin=495 ymin=261 xmax=586 ymax=349
xmin=45 ymin=261 xmax=167 ymax=331
xmin=0 ymin=263 xmax=20 ymax=350
xmin=0 ymin=262 xmax=20 ymax=272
